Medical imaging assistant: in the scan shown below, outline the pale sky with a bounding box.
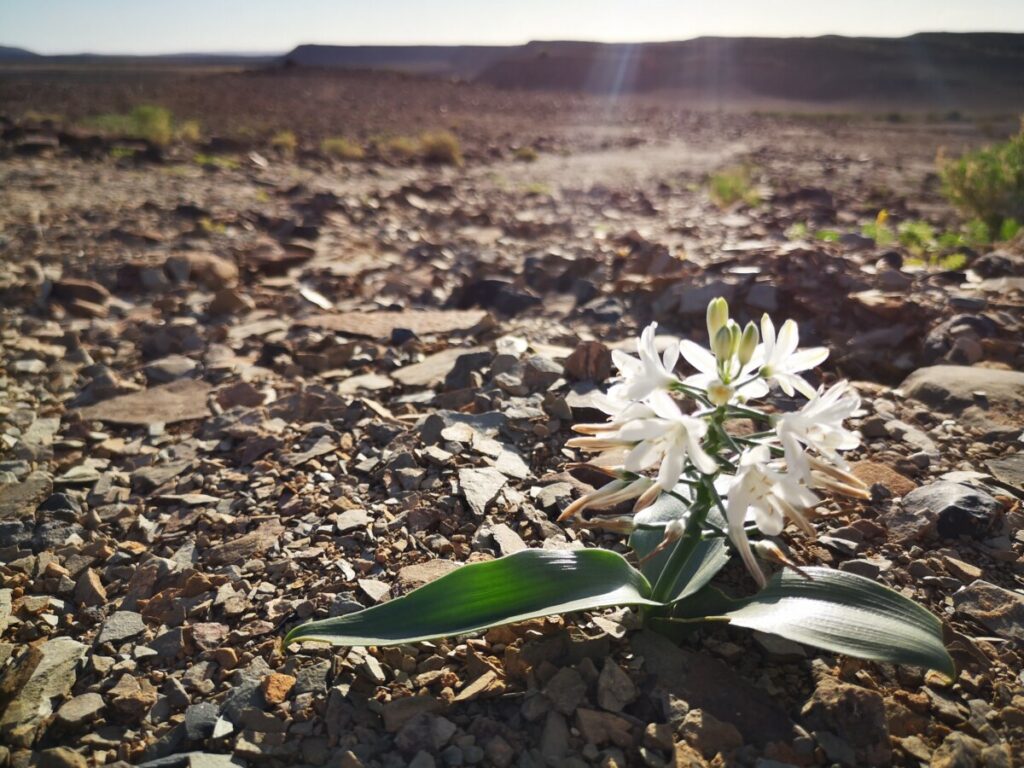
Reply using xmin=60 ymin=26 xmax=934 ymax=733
xmin=2 ymin=0 xmax=1023 ymax=55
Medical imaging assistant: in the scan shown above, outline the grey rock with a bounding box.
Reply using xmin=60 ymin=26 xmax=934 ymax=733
xmin=184 ymin=702 xmax=219 ymax=741
xmin=54 ymin=692 xmax=105 ymax=729
xmin=0 ymin=637 xmax=87 ymax=746
xmin=902 ymin=482 xmax=1001 ymax=539
xmin=458 ymin=467 xmax=507 ymax=516
xmin=144 ymin=355 xmax=198 ymax=384
xmin=294 ymin=660 xmax=331 ymax=695
xmin=97 ymin=610 xmax=146 ymax=645
xmin=953 ymin=580 xmax=1024 ymax=642
xmin=901 ymin=364 xmax=1024 ymax=436
xmin=596 ymin=660 xmax=637 ymax=712
xmin=543 ymin=667 xmax=586 ymax=715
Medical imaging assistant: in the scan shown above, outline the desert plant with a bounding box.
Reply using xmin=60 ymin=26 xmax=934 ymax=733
xmin=270 ymin=129 xmax=298 ymax=153
xmin=419 ymin=130 xmax=462 ymax=166
xmin=513 ymin=145 xmax=539 ymax=163
xmin=284 ymin=298 xmax=953 ymax=680
xmin=176 ymin=119 xmax=202 ymax=144
xmin=86 ymin=105 xmax=175 ymax=146
xmin=321 ymin=136 xmax=365 ymax=160
xmin=376 ymin=135 xmax=419 ymax=163
xmin=940 ymin=124 xmax=1024 ymax=234
xmin=861 ymin=209 xmax=896 ymax=246
xmin=709 ymin=166 xmax=760 ymax=207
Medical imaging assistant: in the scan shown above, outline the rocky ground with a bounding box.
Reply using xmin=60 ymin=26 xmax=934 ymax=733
xmin=0 ymin=103 xmax=1023 ymax=768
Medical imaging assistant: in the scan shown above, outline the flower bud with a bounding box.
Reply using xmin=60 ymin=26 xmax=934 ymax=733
xmin=712 ymin=323 xmax=738 ymax=361
xmin=737 ymin=321 xmax=759 ymax=366
xmin=706 ymin=297 xmax=729 ymax=344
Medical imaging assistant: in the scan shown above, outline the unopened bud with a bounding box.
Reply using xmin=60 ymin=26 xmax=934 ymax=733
xmin=706 ymin=297 xmax=729 ymax=344
xmin=712 ymin=323 xmax=738 ymax=361
xmin=737 ymin=321 xmax=759 ymax=366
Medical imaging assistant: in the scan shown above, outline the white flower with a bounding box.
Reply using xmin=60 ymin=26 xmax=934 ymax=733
xmin=776 ymin=381 xmax=861 ymax=483
xmin=558 ymin=476 xmax=656 ymax=522
xmin=758 ymin=315 xmax=828 ymax=398
xmin=619 ymin=391 xmax=718 ymax=488
xmin=725 ymin=446 xmax=820 ymax=586
xmin=609 ymin=323 xmax=680 ymax=401
xmin=679 ymin=339 xmax=768 ymax=405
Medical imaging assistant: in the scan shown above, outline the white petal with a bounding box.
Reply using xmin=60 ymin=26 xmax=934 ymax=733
xmin=646 ymin=390 xmax=683 ymax=421
xmin=753 ymin=502 xmax=785 ymax=536
xmin=618 ymin=418 xmax=671 ymax=442
xmin=776 ymin=319 xmax=800 ymax=360
xmin=611 ymin=350 xmax=641 ymax=376
xmin=625 ymin=440 xmax=661 ymax=472
xmin=785 ymin=347 xmax=829 ymax=373
xmin=788 ymin=373 xmax=819 ymax=399
xmin=685 ymin=431 xmax=718 ymax=475
xmin=679 ymin=340 xmax=718 ymax=376
xmin=760 ymin=314 xmax=776 ymax=357
xmin=657 ymin=443 xmax=686 ymax=490
xmin=662 ymin=342 xmax=680 ymax=373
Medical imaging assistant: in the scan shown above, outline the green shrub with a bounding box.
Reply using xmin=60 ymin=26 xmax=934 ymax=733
xmin=86 ymin=105 xmax=175 ymax=146
xmin=321 ymin=136 xmax=365 ymax=160
xmin=378 ymin=135 xmax=419 ymax=163
xmin=708 ymin=166 xmax=760 ymax=207
xmin=940 ymin=124 xmax=1024 ymax=234
xmin=176 ymin=119 xmax=201 ymax=143
xmin=419 ymin=130 xmax=462 ymax=166
xmin=861 ymin=210 xmax=896 ymax=246
xmin=513 ymin=145 xmax=538 ymax=163
xmin=271 ymin=130 xmax=297 ymax=153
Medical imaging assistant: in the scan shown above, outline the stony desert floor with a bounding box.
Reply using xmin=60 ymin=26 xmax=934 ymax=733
xmin=1 ymin=76 xmax=1023 ymax=768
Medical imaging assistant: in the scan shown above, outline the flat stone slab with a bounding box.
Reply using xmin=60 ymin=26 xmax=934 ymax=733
xmin=299 ymin=309 xmax=487 ymax=340
xmin=394 ymin=346 xmax=487 ymax=388
xmin=78 ymin=379 xmax=212 ymax=426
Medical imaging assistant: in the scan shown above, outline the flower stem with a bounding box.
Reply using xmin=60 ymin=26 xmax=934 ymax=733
xmin=650 ymin=482 xmax=712 ymax=603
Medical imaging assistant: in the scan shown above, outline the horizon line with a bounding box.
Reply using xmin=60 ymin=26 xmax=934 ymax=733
xmin=5 ymin=29 xmax=1022 ymax=58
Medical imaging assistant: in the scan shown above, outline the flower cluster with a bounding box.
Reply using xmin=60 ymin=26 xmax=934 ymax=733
xmin=564 ymin=297 xmax=869 ymax=587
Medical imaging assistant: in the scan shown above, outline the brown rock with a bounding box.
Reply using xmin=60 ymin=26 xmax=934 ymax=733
xmin=679 ymin=709 xmax=743 ymax=758
xmin=51 ymin=278 xmax=110 ymax=306
xmin=299 ymin=309 xmax=487 ymax=340
xmin=943 ymin=556 xmax=982 ymax=582
xmin=73 ymin=569 xmax=106 ymax=607
xmin=261 ymin=672 xmax=296 ymax=705
xmin=77 ymin=379 xmax=212 ymax=426
xmin=564 ymin=340 xmax=613 ymax=382
xmin=381 ymin=695 xmax=444 ymax=732
xmin=851 ymin=461 xmax=916 ymax=496
xmin=208 ymin=288 xmax=255 ymax=316
xmin=205 ymin=519 xmax=284 ymax=565
xmin=801 ymin=677 xmax=890 ymax=767
xmin=216 ymin=381 xmax=264 ymax=409
xmin=575 ymin=708 xmax=633 ymax=748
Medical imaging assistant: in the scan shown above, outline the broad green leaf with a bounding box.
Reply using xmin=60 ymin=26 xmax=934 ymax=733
xmin=285 ymin=549 xmax=658 ymax=647
xmin=691 ymin=567 xmax=954 ymax=677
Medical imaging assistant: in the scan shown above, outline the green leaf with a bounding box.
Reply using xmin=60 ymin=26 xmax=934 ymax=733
xmin=284 ymin=549 xmax=658 ymax=647
xmin=695 ymin=567 xmax=954 ymax=676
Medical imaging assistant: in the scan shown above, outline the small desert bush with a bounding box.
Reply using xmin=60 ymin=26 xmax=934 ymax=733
xmin=419 ymin=130 xmax=462 ymax=166
xmin=176 ymin=120 xmax=202 ymax=143
xmin=709 ymin=166 xmax=760 ymax=207
xmin=84 ymin=105 xmax=181 ymax=147
xmin=378 ymin=135 xmax=420 ymax=163
xmin=513 ymin=145 xmax=539 ymax=163
xmin=940 ymin=124 xmax=1024 ymax=234
xmin=321 ymin=136 xmax=365 ymax=160
xmin=271 ymin=130 xmax=298 ymax=153
xmin=193 ymin=153 xmax=240 ymax=171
